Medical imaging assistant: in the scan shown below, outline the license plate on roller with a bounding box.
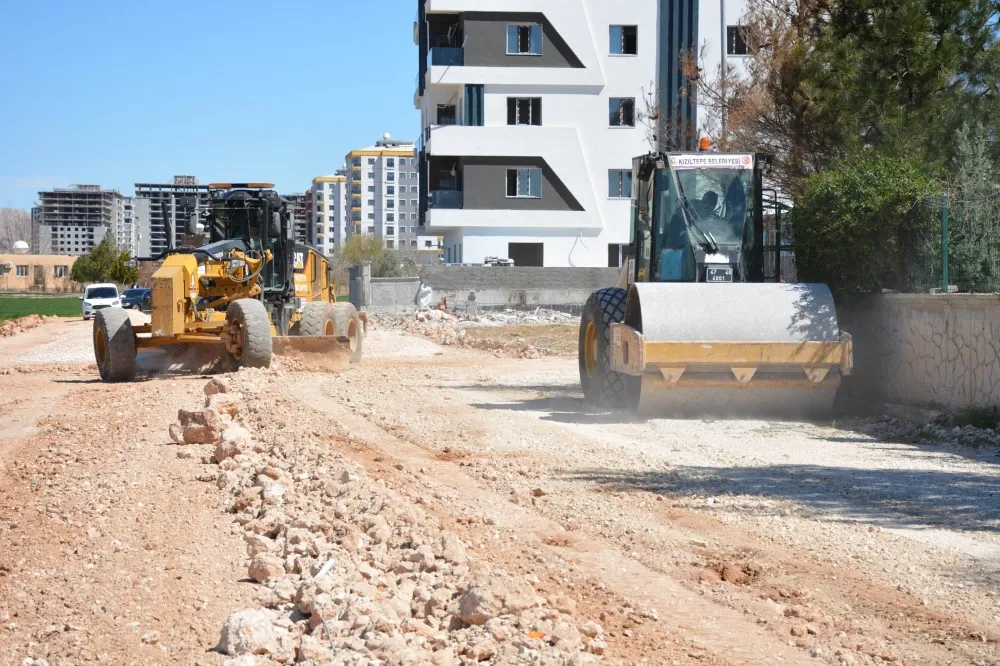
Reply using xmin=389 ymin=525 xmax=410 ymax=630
xmin=706 ymin=266 xmax=733 ymax=283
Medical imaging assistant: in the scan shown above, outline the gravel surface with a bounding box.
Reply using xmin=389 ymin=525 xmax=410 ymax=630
xmin=1 ymin=316 xmax=998 ymax=666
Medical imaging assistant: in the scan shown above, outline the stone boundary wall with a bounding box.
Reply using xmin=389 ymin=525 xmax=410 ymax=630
xmin=840 ymin=293 xmax=1000 ymax=412
xmin=353 ymin=267 xmax=619 ymax=314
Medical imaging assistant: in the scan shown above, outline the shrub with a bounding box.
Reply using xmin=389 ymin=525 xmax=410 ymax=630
xmin=791 ymin=151 xmax=940 ymax=296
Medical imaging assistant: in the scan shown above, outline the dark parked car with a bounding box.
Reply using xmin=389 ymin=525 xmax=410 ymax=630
xmin=120 ymin=288 xmax=151 ymax=311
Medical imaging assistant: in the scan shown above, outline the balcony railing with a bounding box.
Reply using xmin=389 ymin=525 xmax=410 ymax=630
xmin=429 ymin=190 xmax=463 ymax=209
xmin=427 ymin=47 xmax=463 ymax=67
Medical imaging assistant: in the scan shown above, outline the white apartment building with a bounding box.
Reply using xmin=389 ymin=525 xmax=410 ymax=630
xmin=344 ymin=135 xmax=440 ymax=250
xmin=311 ymin=172 xmax=347 ymax=254
xmin=414 ymin=0 xmax=749 ymax=267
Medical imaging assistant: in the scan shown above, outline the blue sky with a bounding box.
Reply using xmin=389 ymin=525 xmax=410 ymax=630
xmin=0 ymin=0 xmax=419 ymax=210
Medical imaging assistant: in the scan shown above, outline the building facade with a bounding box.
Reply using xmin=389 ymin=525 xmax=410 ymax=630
xmin=415 ymin=1 xmax=657 ymax=267
xmin=0 ymin=253 xmax=79 ymax=292
xmin=414 ymin=0 xmax=748 ymax=267
xmin=345 ymin=135 xmax=432 ymax=250
xmin=134 ymin=176 xmax=210 ymax=256
xmin=34 ymin=185 xmax=123 ymax=256
xmin=311 ymin=172 xmax=347 ymax=254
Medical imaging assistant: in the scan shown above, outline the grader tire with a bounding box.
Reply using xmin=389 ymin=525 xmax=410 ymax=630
xmin=579 ymin=287 xmax=628 ymax=408
xmin=332 ymin=302 xmax=364 ymax=364
xmin=299 ymin=302 xmax=336 ymax=337
xmin=94 ymin=308 xmax=136 ymax=382
xmin=226 ymin=299 xmax=272 ymax=369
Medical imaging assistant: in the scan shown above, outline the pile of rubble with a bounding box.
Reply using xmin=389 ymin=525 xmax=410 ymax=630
xmin=0 ymin=314 xmax=51 ymax=338
xmin=858 ymin=415 xmax=1000 ymax=450
xmin=370 ymin=308 xmax=579 ymax=359
xmin=168 ymin=373 xmax=603 ymax=665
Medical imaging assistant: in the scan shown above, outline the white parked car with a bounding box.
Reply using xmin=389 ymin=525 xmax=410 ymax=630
xmin=81 ymin=283 xmax=121 ymax=320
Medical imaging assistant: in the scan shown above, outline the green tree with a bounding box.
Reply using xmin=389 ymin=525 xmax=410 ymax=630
xmin=70 ymin=236 xmax=139 ymax=285
xmin=710 ymin=0 xmax=999 ymax=193
xmin=340 ymin=235 xmax=419 ymax=278
xmin=791 ymin=151 xmax=941 ymax=296
xmin=948 ymin=122 xmax=1000 ymax=291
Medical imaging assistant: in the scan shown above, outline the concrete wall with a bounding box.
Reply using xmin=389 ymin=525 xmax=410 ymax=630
xmin=353 ymin=266 xmax=618 ymax=314
xmin=840 ymin=294 xmax=1000 ymax=413
xmin=369 ymin=277 xmax=422 ymax=313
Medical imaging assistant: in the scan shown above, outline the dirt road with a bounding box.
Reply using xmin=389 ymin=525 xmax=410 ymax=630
xmin=1 ymin=317 xmax=998 ymax=665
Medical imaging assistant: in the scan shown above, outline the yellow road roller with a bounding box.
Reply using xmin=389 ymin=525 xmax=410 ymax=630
xmin=579 ymin=153 xmax=852 ymax=418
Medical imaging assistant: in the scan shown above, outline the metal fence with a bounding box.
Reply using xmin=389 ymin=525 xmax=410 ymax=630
xmin=761 ymin=193 xmax=1000 ymax=293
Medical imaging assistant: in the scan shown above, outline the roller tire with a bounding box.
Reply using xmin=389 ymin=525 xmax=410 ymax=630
xmin=579 ymin=287 xmax=628 ymax=408
xmin=94 ymin=307 xmax=136 ymax=382
xmin=226 ymin=298 xmax=272 ymax=369
xmin=299 ymin=301 xmax=336 ymax=337
xmin=332 ymin=302 xmax=364 ymax=364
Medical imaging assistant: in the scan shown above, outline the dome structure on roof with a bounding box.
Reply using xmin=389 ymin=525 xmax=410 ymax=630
xmin=12 ymin=240 xmax=29 ymax=254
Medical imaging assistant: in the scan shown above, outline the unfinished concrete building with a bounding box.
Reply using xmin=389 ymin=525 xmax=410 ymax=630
xmin=134 ymin=176 xmax=210 ymax=255
xmin=34 ymin=185 xmax=124 ymax=256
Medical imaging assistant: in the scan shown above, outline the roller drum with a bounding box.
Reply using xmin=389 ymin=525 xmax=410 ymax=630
xmin=623 ymin=283 xmax=843 ymax=419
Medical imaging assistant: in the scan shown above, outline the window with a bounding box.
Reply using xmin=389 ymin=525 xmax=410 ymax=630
xmin=506 ymin=168 xmax=542 ymax=198
xmin=506 ymin=24 xmax=542 ymax=55
xmin=367 ymin=199 xmax=374 ymax=205
xmin=352 ymin=158 xmax=361 ymax=167
xmin=506 ymin=97 xmax=542 ymax=125
xmin=386 ymin=226 xmax=394 ymax=236
xmin=610 ymin=26 xmax=638 ymax=55
xmin=368 ymin=185 xmax=375 ymax=192
xmin=16 ymin=265 xmax=28 ymax=277
xmin=411 ymin=199 xmax=418 ymax=207
xmin=367 ymin=226 xmax=375 ymax=234
xmin=367 ymin=157 xmax=375 ymax=165
xmin=411 ymin=186 xmax=418 ymax=193
xmin=608 ymin=244 xmax=627 ymax=268
xmin=386 ymin=158 xmax=395 ymax=168
xmin=608 ymin=169 xmax=633 ymax=198
xmin=367 ymin=171 xmax=374 ymax=178
xmin=609 ymin=97 xmax=635 ymax=127
xmin=386 ymin=199 xmax=395 ymax=209
xmin=386 ymin=172 xmax=395 ymax=182
xmin=367 ymin=213 xmax=375 ymax=220
xmin=351 ymin=212 xmax=361 ymax=221
xmin=53 ymin=265 xmax=68 ymax=278
xmin=411 ymin=240 xmax=418 ymax=248
xmin=411 ymin=213 xmax=418 ymax=220
xmin=727 ymin=26 xmax=749 ymax=55
xmin=387 ymin=185 xmax=395 ymax=195
xmin=425 ymin=240 xmax=433 ymax=248
xmin=386 ymin=213 xmax=395 ymax=222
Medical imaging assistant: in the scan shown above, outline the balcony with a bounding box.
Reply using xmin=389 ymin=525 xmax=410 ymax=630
xmin=427 ymin=47 xmax=463 ymax=67
xmin=428 ymin=190 xmax=463 ymax=209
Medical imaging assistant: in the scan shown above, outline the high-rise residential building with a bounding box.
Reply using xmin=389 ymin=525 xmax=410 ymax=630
xmin=415 ymin=2 xmax=656 ymax=267
xmin=345 ymin=135 xmax=436 ymax=251
xmin=114 ymin=198 xmax=147 ymax=257
xmin=310 ymin=171 xmax=347 ymax=254
xmin=134 ymin=176 xmax=210 ymax=256
xmin=414 ymin=0 xmax=747 ymax=266
xmin=34 ymin=185 xmax=124 ymax=256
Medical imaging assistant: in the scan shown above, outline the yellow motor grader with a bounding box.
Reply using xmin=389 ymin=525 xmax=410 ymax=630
xmin=92 ymin=183 xmax=364 ymax=381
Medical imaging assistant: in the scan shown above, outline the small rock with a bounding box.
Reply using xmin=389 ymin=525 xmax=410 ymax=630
xmin=248 ymin=554 xmax=285 ymax=583
xmin=177 ymin=407 xmax=224 ymax=444
xmin=466 ymin=639 xmax=497 ymax=661
xmin=296 ymin=635 xmax=333 ymax=662
xmin=217 ymin=609 xmax=278 ymax=656
xmin=549 ymin=594 xmax=577 ymax=616
xmin=790 ymin=625 xmax=808 ymax=637
xmin=457 ymin=586 xmax=501 ymax=625
xmin=531 ymin=487 xmax=548 ymax=497
xmin=204 ymin=377 xmax=229 ymax=396
xmin=141 ymin=630 xmax=160 ymax=645
xmin=215 ymin=424 xmax=252 ymax=462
